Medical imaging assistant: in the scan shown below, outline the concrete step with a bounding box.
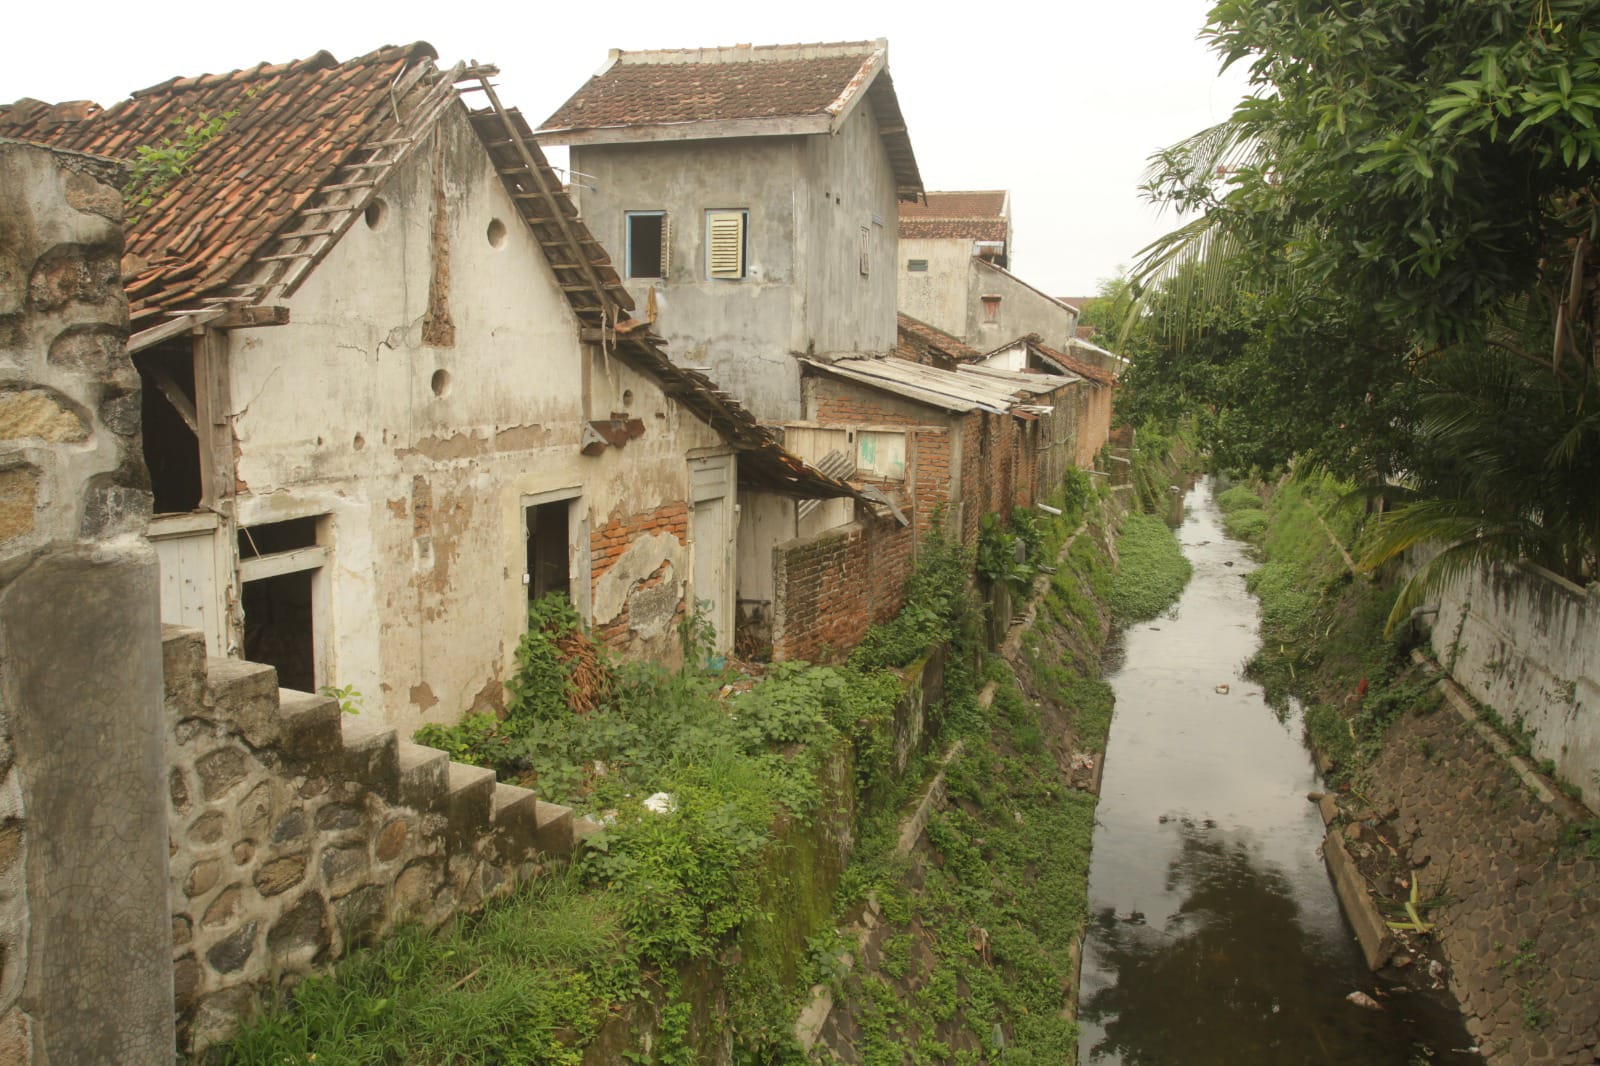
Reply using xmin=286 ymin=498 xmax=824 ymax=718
xmin=340 ymin=716 xmax=400 ymax=801
xmin=277 ymin=688 xmax=342 ymax=759
xmin=534 ymin=800 xmax=575 ymax=857
xmin=445 ymin=762 xmax=497 ymax=843
xmin=160 ymin=625 xmax=207 ymax=706
xmin=397 ymin=742 xmax=450 ymax=811
xmin=204 ymin=656 xmax=281 ymax=747
xmin=491 ymin=782 xmax=540 ymax=856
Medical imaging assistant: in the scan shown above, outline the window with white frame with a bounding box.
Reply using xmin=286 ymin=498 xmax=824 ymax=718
xmin=625 ymin=211 xmax=668 ymax=280
xmin=705 ymin=209 xmax=748 ymax=280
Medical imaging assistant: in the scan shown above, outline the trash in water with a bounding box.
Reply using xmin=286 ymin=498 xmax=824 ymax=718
xmin=1345 ymin=991 xmax=1383 ymax=1010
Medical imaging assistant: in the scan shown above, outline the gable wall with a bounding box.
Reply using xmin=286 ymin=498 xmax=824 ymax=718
xmin=966 ymin=260 xmax=1078 ymax=352
xmin=896 ymin=237 xmax=972 ymax=340
xmin=223 ymin=104 xmax=724 ymax=736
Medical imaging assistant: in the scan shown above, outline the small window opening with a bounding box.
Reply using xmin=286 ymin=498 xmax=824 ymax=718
xmin=486 ymin=218 xmax=507 ymax=248
xmin=525 ymin=501 xmax=571 ymax=604
xmin=859 ymin=225 xmax=871 ymax=277
xmin=981 ymin=295 xmax=1002 ymax=323
xmin=238 ymin=517 xmax=319 ymax=558
xmin=364 ymin=198 xmax=388 ymax=231
xmin=242 ymin=570 xmax=315 ymax=691
xmin=626 ymin=211 xmax=668 ymax=280
xmin=907 ymin=259 xmax=929 ymax=272
xmin=134 ymin=344 xmax=202 ymax=514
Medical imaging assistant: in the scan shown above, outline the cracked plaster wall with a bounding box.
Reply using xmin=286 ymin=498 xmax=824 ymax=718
xmin=0 ymin=140 xmax=173 ymax=1064
xmin=215 ymin=107 xmax=724 ymax=736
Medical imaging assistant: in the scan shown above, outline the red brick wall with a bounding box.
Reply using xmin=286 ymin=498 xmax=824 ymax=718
xmin=1075 ymin=384 xmax=1114 ymax=469
xmin=589 ymin=501 xmax=690 ymax=652
xmin=772 ymin=522 xmax=871 ymax=661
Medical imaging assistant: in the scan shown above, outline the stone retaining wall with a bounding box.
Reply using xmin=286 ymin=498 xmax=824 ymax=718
xmin=162 ymin=625 xmax=579 ymax=1053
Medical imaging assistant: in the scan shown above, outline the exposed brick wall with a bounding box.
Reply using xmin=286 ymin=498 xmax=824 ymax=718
xmin=588 ymin=502 xmax=690 ymax=659
xmin=590 ymin=502 xmax=689 ymax=581
xmin=1075 ymin=384 xmax=1114 ymax=469
xmin=772 ymin=523 xmax=871 ymax=661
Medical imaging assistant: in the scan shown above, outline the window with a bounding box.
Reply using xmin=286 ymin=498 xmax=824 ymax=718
xmin=705 ymin=209 xmax=748 ymax=280
xmin=906 ymin=258 xmax=929 ymax=272
xmin=859 ymin=225 xmax=872 ymax=277
xmin=625 ymin=211 xmax=668 ymax=280
xmin=981 ymin=294 xmax=1002 ymax=322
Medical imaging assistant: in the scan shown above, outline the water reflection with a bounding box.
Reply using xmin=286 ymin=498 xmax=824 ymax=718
xmin=1076 ymin=478 xmax=1474 ymax=1065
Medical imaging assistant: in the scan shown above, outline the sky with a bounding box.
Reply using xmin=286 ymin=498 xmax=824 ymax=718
xmin=5 ymin=0 xmax=1254 ymax=299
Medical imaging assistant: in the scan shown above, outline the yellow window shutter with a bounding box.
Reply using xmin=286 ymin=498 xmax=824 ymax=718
xmin=707 ymin=211 xmax=746 ymax=279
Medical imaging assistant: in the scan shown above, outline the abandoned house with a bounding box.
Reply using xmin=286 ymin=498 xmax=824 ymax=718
xmin=978 ymin=333 xmax=1119 ymax=470
xmin=0 ymin=43 xmax=855 ymax=733
xmin=897 ymin=188 xmax=1083 ymax=354
xmin=536 ymin=39 xmax=922 ymax=423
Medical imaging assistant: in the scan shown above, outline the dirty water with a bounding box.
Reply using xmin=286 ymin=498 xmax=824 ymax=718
xmin=1076 ymin=478 xmax=1476 ymax=1065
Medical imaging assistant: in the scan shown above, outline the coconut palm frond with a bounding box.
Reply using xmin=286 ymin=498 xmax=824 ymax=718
xmin=1383 ymin=537 xmax=1496 ymax=637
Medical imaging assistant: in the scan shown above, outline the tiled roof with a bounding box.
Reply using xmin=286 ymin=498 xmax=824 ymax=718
xmin=538 ymin=40 xmax=922 ymax=201
xmin=900 ymin=190 xmax=1006 ymax=219
xmin=542 ymin=43 xmax=876 ymax=128
xmin=1020 ymin=336 xmax=1119 ymax=386
xmin=0 ymin=43 xmax=447 ymax=323
xmin=898 ymin=190 xmax=1009 ymax=241
xmin=895 ymin=312 xmax=981 ymax=368
xmin=899 ymin=218 xmax=1009 ymax=241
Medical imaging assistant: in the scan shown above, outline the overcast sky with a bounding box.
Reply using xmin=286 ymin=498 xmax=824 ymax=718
xmin=7 ymin=0 xmax=1252 ymax=299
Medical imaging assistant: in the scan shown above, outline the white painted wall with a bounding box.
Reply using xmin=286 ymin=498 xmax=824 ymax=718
xmin=224 ymin=104 xmax=724 ymax=736
xmin=1425 ymin=559 xmax=1600 ymax=811
xmin=897 ymin=237 xmax=975 ymax=341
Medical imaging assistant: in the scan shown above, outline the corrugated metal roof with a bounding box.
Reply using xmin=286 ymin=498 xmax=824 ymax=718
xmin=955 ymin=362 xmax=1079 ymax=395
xmin=804 ymin=356 xmax=1074 ymax=416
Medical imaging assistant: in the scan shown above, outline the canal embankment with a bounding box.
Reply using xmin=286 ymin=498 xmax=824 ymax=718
xmin=1243 ymin=474 xmax=1600 ymax=1066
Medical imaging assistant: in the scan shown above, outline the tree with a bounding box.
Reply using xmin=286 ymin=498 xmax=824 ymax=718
xmin=1135 ymin=0 xmax=1600 ymax=606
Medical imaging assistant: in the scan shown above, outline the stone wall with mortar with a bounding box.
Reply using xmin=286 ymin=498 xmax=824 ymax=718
xmin=161 ymin=623 xmax=580 ymax=1053
xmin=1424 ymin=560 xmax=1600 ymax=810
xmin=0 ymin=140 xmax=175 ymax=1065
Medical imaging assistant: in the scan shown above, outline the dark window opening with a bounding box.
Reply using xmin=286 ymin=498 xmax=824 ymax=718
xmin=907 ymin=259 xmax=929 ymax=272
xmin=981 ymin=295 xmax=1002 ymax=323
xmin=239 ymin=517 xmax=319 ymax=557
xmin=242 ymin=570 xmax=315 ymax=691
xmin=526 ymin=501 xmax=570 ymax=604
xmin=135 ymin=344 xmax=202 ymax=513
xmin=626 ymin=212 xmax=667 ymax=279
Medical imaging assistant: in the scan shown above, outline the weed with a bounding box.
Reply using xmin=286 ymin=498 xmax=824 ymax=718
xmin=1107 ymin=511 xmax=1192 ymax=621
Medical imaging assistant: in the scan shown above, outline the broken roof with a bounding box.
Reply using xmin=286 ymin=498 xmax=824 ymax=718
xmin=989 ymin=334 xmax=1120 ymax=387
xmin=895 ymin=312 xmax=982 ymax=368
xmin=898 ymin=190 xmax=1010 ymax=241
xmin=803 ymin=355 xmax=1074 ymax=417
xmin=537 ymin=40 xmax=922 ymax=201
xmin=1 ymin=44 xmax=856 ymax=501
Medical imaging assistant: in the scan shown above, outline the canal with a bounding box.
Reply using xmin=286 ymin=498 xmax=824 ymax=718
xmin=1076 ymin=478 xmax=1476 ymax=1064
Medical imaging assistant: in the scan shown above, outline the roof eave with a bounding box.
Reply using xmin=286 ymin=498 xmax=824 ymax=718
xmin=536 ymin=114 xmax=832 ymax=147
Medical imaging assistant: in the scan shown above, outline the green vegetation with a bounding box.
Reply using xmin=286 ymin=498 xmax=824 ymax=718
xmin=123 ymin=108 xmax=237 ymax=220
xmin=1107 ymin=512 xmax=1192 ymax=622
xmin=1216 ymin=483 xmax=1269 ymax=542
xmin=1127 ymin=0 xmax=1600 ymax=616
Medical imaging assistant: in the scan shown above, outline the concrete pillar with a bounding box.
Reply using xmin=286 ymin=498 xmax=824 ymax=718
xmin=0 ymin=140 xmax=174 ymax=1063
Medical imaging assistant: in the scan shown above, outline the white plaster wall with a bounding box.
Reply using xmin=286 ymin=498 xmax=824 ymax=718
xmin=967 ymin=259 xmax=1078 ymax=352
xmin=569 ymin=137 xmax=806 ymax=421
xmin=226 ymin=105 xmax=722 ymax=736
xmin=796 ymin=101 xmax=900 ymax=360
xmin=1426 ymin=560 xmax=1600 ymax=810
xmin=897 ymin=237 xmax=973 ymax=341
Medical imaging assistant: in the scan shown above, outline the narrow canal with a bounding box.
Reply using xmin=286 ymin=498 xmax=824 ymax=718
xmin=1076 ymin=478 xmax=1475 ymax=1065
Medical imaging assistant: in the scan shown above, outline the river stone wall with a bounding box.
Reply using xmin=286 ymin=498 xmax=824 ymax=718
xmin=1423 ymin=559 xmax=1600 ymax=811
xmin=1363 ymin=690 xmax=1599 ymax=1064
xmin=162 ymin=623 xmax=579 ymax=1053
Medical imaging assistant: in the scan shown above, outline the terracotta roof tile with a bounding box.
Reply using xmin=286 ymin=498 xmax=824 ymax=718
xmin=900 ymin=190 xmax=1006 ymax=219
xmin=899 ymin=217 xmax=1009 ymax=241
xmin=542 ymin=41 xmax=881 ymax=130
xmin=894 ymin=312 xmax=981 ymax=369
xmin=0 ymin=42 xmax=439 ymax=320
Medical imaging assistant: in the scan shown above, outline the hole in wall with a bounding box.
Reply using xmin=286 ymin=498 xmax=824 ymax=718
xmin=622 ymin=388 xmax=634 ymax=406
xmin=430 ymin=369 xmax=451 ymax=397
xmin=486 ymin=218 xmax=507 ymax=248
xmin=364 ymin=199 xmax=388 ymax=231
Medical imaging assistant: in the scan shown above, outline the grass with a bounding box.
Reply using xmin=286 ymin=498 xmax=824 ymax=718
xmin=221 ymin=872 xmax=631 ymax=1065
xmin=1107 ymin=511 xmax=1193 ymax=621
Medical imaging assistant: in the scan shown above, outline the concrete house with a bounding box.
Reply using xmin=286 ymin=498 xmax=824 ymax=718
xmin=897 ymin=189 xmax=1080 ymax=353
xmin=536 ymin=39 xmax=923 ymax=423
xmin=1 ymin=43 xmax=853 ymax=733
